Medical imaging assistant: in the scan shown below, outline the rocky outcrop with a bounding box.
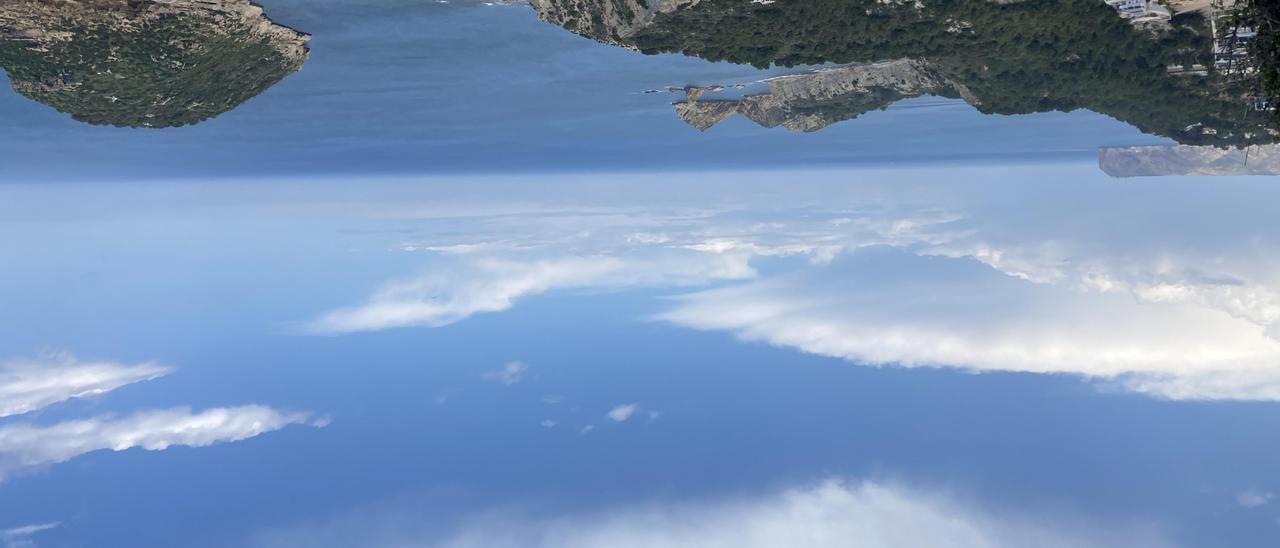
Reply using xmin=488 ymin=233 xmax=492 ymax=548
xmin=0 ymin=0 xmax=309 ymax=127
xmin=1099 ymin=144 xmax=1280 ymax=176
xmin=673 ymin=59 xmax=978 ymax=132
xmin=526 ymin=0 xmax=698 ymax=47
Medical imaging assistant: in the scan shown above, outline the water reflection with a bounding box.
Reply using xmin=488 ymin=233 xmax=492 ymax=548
xmin=0 ymin=0 xmax=308 ymax=127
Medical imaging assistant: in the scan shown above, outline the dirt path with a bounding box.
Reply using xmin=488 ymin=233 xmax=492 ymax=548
xmin=1168 ymin=0 xmax=1214 ymax=15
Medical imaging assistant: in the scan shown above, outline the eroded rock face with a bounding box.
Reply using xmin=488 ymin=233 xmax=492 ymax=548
xmin=1099 ymin=144 xmax=1280 ymax=176
xmin=0 ymin=0 xmax=310 ymax=128
xmin=673 ymin=60 xmax=976 ymax=132
xmin=526 ymin=0 xmax=697 ymax=47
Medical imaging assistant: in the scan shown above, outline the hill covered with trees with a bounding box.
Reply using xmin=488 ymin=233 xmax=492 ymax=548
xmin=0 ymin=0 xmax=309 ymax=128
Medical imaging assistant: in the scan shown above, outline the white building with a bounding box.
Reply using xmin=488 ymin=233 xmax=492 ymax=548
xmin=1105 ymin=0 xmax=1172 ymax=22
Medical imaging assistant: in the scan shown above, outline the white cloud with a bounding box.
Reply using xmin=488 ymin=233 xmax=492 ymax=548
xmin=658 ymin=254 xmax=1280 ymax=401
xmin=482 ymin=362 xmax=528 ymax=386
xmin=539 ymin=420 xmax=556 ymax=428
xmin=0 ymin=523 xmax=58 ymax=537
xmin=541 ymin=395 xmax=564 ymax=404
xmin=1237 ymin=489 xmax=1274 ymax=508
xmin=1 ymin=522 xmax=59 ymax=548
xmin=0 ymin=353 xmax=172 ymax=418
xmin=282 ymin=172 xmax=1280 ymax=401
xmin=248 ymin=479 xmax=1175 ymax=548
xmin=0 ymin=405 xmax=323 ymax=481
xmin=304 ymin=254 xmax=754 ymax=334
xmin=606 ymin=404 xmax=638 ymax=422
xmin=1118 ymin=371 xmax=1280 ymax=402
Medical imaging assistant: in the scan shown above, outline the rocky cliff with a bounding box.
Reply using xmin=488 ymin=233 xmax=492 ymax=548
xmin=674 ymin=59 xmax=977 ymax=132
xmin=0 ymin=0 xmax=309 ymax=128
xmin=1099 ymin=144 xmax=1280 ymax=176
xmin=526 ymin=0 xmax=697 ymax=47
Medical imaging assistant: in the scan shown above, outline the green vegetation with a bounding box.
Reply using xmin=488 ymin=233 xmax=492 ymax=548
xmin=624 ymin=0 xmax=1273 ymax=146
xmin=0 ymin=13 xmax=304 ymax=128
xmin=1226 ymin=0 xmax=1280 ymax=120
xmin=757 ymin=84 xmax=936 ymax=130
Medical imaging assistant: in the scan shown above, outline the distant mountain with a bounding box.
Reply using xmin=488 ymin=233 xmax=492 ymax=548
xmin=0 ymin=0 xmax=309 ymax=128
xmin=530 ymin=0 xmax=1276 ymax=147
xmin=1099 ymin=144 xmax=1280 ymax=176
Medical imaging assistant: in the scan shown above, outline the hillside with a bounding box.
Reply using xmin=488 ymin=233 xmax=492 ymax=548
xmin=531 ymin=0 xmax=1275 ymax=146
xmin=0 ymin=0 xmax=309 ymax=128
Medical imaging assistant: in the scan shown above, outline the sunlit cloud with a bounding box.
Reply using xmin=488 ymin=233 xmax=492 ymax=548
xmin=658 ymin=253 xmax=1280 ymax=401
xmin=297 ymin=176 xmax=1280 ymax=401
xmin=0 ymin=352 xmax=172 ymax=418
xmin=0 ymin=406 xmax=324 ymax=481
xmin=248 ymin=479 xmax=1175 ymax=548
xmin=922 ymin=240 xmax=1280 ymax=338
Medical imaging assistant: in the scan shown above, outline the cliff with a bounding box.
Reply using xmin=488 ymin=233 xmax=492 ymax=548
xmin=0 ymin=0 xmax=310 ymax=128
xmin=526 ymin=0 xmax=697 ymax=48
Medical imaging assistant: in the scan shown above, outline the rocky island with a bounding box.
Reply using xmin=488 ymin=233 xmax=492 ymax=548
xmin=0 ymin=0 xmax=309 ymax=128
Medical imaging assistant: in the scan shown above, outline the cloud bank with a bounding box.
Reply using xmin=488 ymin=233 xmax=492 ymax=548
xmin=296 ymin=175 xmax=1280 ymax=401
xmin=0 ymin=353 xmax=172 ymax=418
xmin=658 ymin=254 xmax=1280 ymax=401
xmin=250 ymin=480 xmax=1174 ymax=548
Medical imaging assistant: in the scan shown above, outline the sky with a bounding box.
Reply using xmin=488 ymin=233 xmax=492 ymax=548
xmin=2 ymin=1 xmax=1280 ymax=547
xmin=3 ymin=167 xmax=1280 ymax=547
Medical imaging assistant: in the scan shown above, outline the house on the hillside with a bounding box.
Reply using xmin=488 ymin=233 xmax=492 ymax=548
xmin=1105 ymin=0 xmax=1172 ymax=22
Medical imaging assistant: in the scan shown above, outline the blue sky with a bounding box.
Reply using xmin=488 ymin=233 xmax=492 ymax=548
xmin=3 ymin=166 xmax=1280 ymax=547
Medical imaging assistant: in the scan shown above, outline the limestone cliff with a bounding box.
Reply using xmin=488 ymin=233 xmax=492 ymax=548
xmin=0 ymin=0 xmax=310 ymax=128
